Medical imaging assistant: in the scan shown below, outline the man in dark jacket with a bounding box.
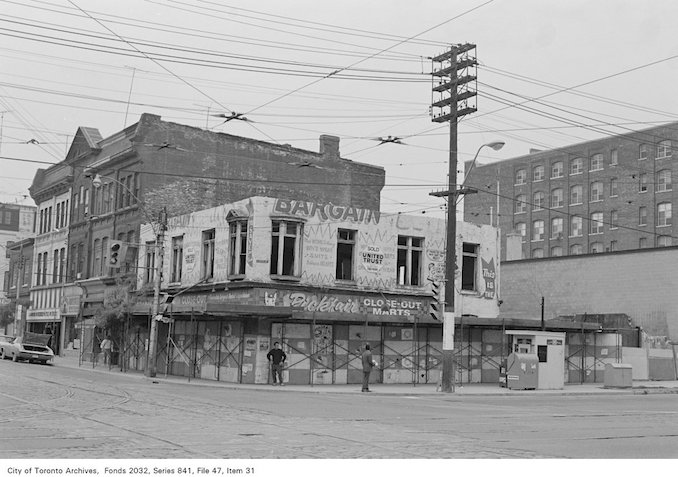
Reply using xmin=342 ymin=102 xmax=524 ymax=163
xmin=267 ymin=341 xmax=287 ymax=386
xmin=361 ymin=344 xmax=375 ymax=392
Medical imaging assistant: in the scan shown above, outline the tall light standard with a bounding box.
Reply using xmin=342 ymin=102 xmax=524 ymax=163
xmin=90 ymin=173 xmax=166 ymax=378
xmin=432 ymin=140 xmax=505 ymax=393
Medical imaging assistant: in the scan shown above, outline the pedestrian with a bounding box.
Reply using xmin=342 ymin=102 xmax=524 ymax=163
xmin=362 ymin=343 xmax=377 ymax=392
xmin=100 ymin=335 xmax=113 ymax=369
xmin=266 ymin=341 xmax=287 ymax=386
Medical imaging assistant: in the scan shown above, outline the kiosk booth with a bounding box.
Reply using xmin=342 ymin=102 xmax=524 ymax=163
xmin=504 ymin=330 xmax=565 ymax=390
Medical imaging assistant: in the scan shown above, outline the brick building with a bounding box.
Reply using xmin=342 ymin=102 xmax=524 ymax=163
xmin=29 ymin=113 xmax=385 ymax=353
xmin=463 ymin=122 xmax=678 ymax=260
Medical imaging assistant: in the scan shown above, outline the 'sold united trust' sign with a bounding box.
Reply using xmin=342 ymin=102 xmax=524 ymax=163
xmin=273 ymin=198 xmax=380 ymax=224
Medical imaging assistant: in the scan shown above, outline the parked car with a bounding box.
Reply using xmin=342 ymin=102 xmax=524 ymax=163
xmin=0 ymin=334 xmax=13 ymax=359
xmin=0 ymin=332 xmax=54 ymax=364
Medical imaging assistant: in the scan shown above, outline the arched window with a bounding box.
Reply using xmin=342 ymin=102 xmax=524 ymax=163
xmin=590 ymin=181 xmax=604 ymax=201
xmin=570 ymin=185 xmax=583 ymax=205
xmin=533 ymin=165 xmax=545 ymax=182
xmin=551 ymin=161 xmax=564 ymax=178
xmin=551 ymin=188 xmax=563 ymax=208
xmin=657 ymin=140 xmax=672 ymax=159
xmin=532 ymin=191 xmax=545 ymax=210
xmin=570 ymin=157 xmax=583 ymax=175
xmin=532 ymin=220 xmax=544 ymax=241
xmin=515 ymin=194 xmax=527 ymax=214
xmin=590 ymin=212 xmax=604 ymax=234
xmin=589 ymin=242 xmax=604 ymax=254
xmin=569 ymin=244 xmax=583 ymax=255
xmin=657 ymin=170 xmax=672 ymax=192
xmin=515 ymin=169 xmax=527 ymax=185
xmin=570 ymin=216 xmax=583 ymax=237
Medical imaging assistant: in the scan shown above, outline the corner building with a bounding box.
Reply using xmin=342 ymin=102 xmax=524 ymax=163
xmin=463 ymin=122 xmax=678 ymax=260
xmin=134 ymin=196 xmax=501 ymax=385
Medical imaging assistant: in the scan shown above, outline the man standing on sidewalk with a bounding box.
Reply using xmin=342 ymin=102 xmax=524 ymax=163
xmin=100 ymin=336 xmax=113 ymax=369
xmin=267 ymin=341 xmax=287 ymax=386
xmin=362 ymin=344 xmax=376 ymax=392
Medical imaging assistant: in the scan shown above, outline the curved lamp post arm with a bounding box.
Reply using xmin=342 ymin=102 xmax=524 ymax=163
xmin=461 ymin=141 xmax=505 ymax=187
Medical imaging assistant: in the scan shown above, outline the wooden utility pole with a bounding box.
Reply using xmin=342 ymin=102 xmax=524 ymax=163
xmin=146 ymin=207 xmax=167 ymax=378
xmin=430 ymin=44 xmax=477 ymax=393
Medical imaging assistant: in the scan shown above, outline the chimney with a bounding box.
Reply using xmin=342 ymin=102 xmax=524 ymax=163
xmin=319 ymin=135 xmax=340 ymax=159
xmin=529 ymin=148 xmax=542 ymax=154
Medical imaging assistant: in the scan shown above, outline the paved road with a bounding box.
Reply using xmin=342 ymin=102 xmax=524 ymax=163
xmin=0 ymin=359 xmax=677 ymax=459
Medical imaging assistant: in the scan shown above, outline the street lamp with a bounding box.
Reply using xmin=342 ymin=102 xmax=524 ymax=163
xmin=89 ymin=172 xmax=166 ymax=378
xmin=462 ymin=141 xmax=505 ymax=186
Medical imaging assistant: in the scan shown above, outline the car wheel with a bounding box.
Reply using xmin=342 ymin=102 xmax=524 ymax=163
xmin=0 ymin=349 xmax=5 ymax=359
xmin=12 ymin=354 xmax=18 ymax=362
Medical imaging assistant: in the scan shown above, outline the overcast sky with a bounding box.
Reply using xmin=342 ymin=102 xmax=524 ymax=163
xmin=2 ymin=0 xmax=677 ymax=218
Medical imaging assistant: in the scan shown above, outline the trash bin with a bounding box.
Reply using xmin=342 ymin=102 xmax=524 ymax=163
xmin=604 ymin=363 xmax=632 ymax=388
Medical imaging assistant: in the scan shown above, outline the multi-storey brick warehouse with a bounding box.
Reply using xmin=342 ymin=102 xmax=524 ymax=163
xmin=463 ymin=122 xmax=678 ymax=260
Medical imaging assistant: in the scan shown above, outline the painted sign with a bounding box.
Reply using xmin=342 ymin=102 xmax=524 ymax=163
xmin=184 ymin=246 xmax=197 ymax=273
xmin=481 ymin=258 xmax=496 ymax=300
xmin=360 ymin=245 xmax=385 ymax=272
xmin=281 ymin=291 xmax=425 ymax=317
xmin=273 ymin=198 xmax=380 ymax=224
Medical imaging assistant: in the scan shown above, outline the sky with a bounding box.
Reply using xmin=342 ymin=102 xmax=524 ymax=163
xmin=2 ymin=0 xmax=678 ymax=219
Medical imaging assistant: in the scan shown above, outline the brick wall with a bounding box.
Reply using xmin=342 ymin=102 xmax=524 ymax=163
xmin=500 ymin=246 xmax=678 ymax=339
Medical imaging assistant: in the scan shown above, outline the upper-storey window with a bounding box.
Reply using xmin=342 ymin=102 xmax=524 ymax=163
xmin=657 ymin=170 xmax=672 ymax=192
xmin=570 ymin=157 xmax=583 ymax=175
xmin=639 ymin=144 xmax=649 ymax=160
xmin=551 ymin=188 xmax=564 ymax=208
xmin=590 ymin=181 xmax=604 ymax=202
xmin=171 ymin=235 xmax=184 ymax=283
xmin=397 ymin=235 xmax=423 ymax=286
xmin=610 ymin=149 xmax=618 ymax=166
xmin=532 ymin=191 xmax=545 ymax=211
xmin=461 ymin=243 xmax=479 ymax=291
xmin=229 ymin=221 xmax=248 ymax=278
xmin=270 ymin=220 xmax=302 ymax=278
xmin=551 ymin=161 xmax=563 ymax=179
xmin=657 ymin=140 xmax=672 ymax=159
xmin=533 ymin=165 xmax=545 ymax=182
xmin=590 ymin=153 xmax=603 ymax=171
xmin=515 ymin=169 xmax=527 ymax=185
xmin=336 ymin=229 xmax=356 ymax=281
xmin=515 ymin=195 xmax=527 ymax=214
xmin=202 ymin=229 xmax=216 ymax=280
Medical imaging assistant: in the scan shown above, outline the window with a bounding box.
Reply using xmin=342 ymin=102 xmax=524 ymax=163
xmin=570 ymin=185 xmax=583 ymax=205
xmin=101 ymin=237 xmax=108 ymax=275
xmin=610 ymin=210 xmax=618 ymax=229
xmin=590 ymin=212 xmax=604 ymax=234
xmin=610 ymin=178 xmax=618 ymax=197
xmin=658 ymin=202 xmax=672 ymax=226
xmin=590 ymin=242 xmax=604 ymax=254
xmin=609 ymin=240 xmax=617 ymax=252
xmin=639 ymin=144 xmax=649 ymax=160
xmin=397 ymin=236 xmax=423 ymax=286
xmin=145 ymin=241 xmax=156 ymax=284
xmin=657 ymin=235 xmax=672 ymax=247
xmin=514 ymin=195 xmax=527 ymax=214
xmin=639 ymin=237 xmax=648 ymax=248
xmin=461 ymin=243 xmax=478 ymax=291
xmin=590 ymin=181 xmax=604 ymax=202
xmin=271 ymin=221 xmax=302 ymax=277
xmin=36 ymin=252 xmax=43 ymax=286
xmin=229 ymin=221 xmax=248 ymax=277
xmin=202 ymin=229 xmax=216 ymax=280
xmin=515 ymin=169 xmax=527 ymax=185
xmin=532 ymin=191 xmax=545 ymax=211
xmin=550 ymin=246 xmax=563 ymax=257
xmin=515 ymin=222 xmax=526 ymax=241
xmin=551 ymin=161 xmax=564 ymax=178
xmin=336 ymin=229 xmax=355 ymax=281
xmin=610 ymin=149 xmax=618 ymax=166
xmin=639 ymin=173 xmax=648 ymax=192
xmin=657 ymin=170 xmax=672 ymax=192
xmin=124 ymin=230 xmax=136 ymax=274
xmin=533 ymin=165 xmax=545 ymax=182
xmin=532 ymin=220 xmax=544 ymax=241
xmin=171 ymin=236 xmax=184 ymax=283
xmin=92 ymin=238 xmax=101 ymax=277
xmin=590 ymin=153 xmax=603 ymax=171
xmin=551 ymin=217 xmax=564 ymax=239
xmin=570 ymin=158 xmax=583 ymax=175
xmin=59 ymin=247 xmax=66 ymax=282
xmin=77 ymin=243 xmax=84 ymax=279
xmin=639 ymin=206 xmax=647 ymax=226
xmin=570 ymin=216 xmax=583 ymax=237
xmin=531 ymin=248 xmax=544 ymax=259
xmin=570 ymin=244 xmax=583 ymax=255
xmin=657 ymin=140 xmax=671 ymax=159
xmin=551 ymin=188 xmax=564 ymax=208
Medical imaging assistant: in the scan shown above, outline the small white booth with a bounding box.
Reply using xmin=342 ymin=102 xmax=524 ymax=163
xmin=505 ymin=330 xmax=566 ymax=390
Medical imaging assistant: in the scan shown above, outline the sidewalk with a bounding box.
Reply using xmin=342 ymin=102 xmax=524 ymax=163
xmin=52 ymin=355 xmax=678 ymax=397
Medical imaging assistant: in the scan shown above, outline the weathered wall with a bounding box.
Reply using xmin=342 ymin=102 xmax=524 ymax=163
xmin=143 ymin=196 xmax=502 ymax=318
xmin=500 ymin=246 xmax=678 ymax=338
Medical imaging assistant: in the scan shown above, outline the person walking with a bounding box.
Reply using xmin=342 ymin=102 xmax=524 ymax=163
xmin=100 ymin=336 xmax=113 ymax=369
xmin=266 ymin=341 xmax=287 ymax=386
xmin=361 ymin=343 xmax=376 ymax=392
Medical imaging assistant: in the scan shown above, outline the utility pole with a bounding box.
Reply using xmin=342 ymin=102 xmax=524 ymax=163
xmin=14 ymin=240 xmax=25 ymax=338
xmin=146 ymin=207 xmax=167 ymax=377
xmin=430 ymin=44 xmax=477 ymax=393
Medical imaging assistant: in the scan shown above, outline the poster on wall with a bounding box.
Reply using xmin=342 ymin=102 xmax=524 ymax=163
xmin=481 ymin=258 xmax=496 ymax=300
xmin=360 ymin=245 xmax=385 ymax=272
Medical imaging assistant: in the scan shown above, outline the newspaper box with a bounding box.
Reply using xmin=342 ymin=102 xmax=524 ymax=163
xmin=506 ymin=352 xmax=538 ymax=390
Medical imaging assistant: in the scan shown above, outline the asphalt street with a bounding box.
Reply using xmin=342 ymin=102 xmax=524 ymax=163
xmin=0 ymin=358 xmax=677 ymax=460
